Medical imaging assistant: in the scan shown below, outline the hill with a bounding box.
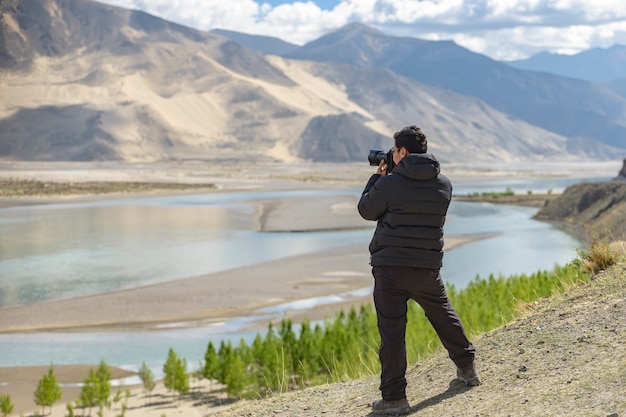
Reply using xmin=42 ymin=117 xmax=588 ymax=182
xmin=534 ymin=179 xmax=626 ymax=243
xmin=209 ymin=261 xmax=625 ymax=417
xmin=0 ymin=0 xmax=623 ymax=163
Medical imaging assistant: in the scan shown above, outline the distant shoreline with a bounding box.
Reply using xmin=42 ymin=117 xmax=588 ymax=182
xmin=453 ymin=192 xmax=559 ymax=207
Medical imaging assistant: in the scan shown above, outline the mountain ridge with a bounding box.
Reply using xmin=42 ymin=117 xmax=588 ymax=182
xmin=507 ymin=44 xmax=626 ymax=82
xmin=278 ymin=23 xmax=626 ymax=151
xmin=534 ymin=181 xmax=626 ymax=242
xmin=1 ymin=0 xmax=623 ymax=163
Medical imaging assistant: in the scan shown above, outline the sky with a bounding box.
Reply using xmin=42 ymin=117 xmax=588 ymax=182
xmin=96 ymin=0 xmax=626 ymax=61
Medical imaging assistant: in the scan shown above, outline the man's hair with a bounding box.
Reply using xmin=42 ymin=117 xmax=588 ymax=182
xmin=393 ymin=125 xmax=427 ymax=154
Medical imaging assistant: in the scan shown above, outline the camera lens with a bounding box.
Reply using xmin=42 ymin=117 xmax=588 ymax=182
xmin=368 ymin=149 xmax=386 ymax=166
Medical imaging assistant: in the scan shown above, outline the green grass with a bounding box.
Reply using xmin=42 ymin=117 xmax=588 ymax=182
xmin=469 ymin=187 xmax=516 ymax=197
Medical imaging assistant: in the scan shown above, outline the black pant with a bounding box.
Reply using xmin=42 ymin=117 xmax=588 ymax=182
xmin=372 ymin=265 xmax=475 ymax=401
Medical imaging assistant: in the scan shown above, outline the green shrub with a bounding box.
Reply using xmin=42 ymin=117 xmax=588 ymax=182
xmin=34 ymin=365 xmax=62 ymax=416
xmin=163 ymin=348 xmax=189 ymax=402
xmin=0 ymin=394 xmax=14 ymax=417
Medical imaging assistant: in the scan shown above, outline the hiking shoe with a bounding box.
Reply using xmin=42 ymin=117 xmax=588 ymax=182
xmin=457 ymin=364 xmax=482 ymax=387
xmin=371 ymin=398 xmax=410 ymax=415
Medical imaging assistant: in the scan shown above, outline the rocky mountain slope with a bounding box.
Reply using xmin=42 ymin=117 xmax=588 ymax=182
xmin=0 ymin=0 xmax=622 ymax=163
xmin=617 ymin=158 xmax=626 ymax=180
xmin=232 ymin=23 xmax=626 ymax=153
xmin=534 ymin=159 xmax=626 ymax=242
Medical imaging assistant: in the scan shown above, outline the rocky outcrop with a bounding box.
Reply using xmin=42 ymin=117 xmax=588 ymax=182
xmin=615 ymin=158 xmax=626 ymax=181
xmin=534 ymin=181 xmax=626 ymax=242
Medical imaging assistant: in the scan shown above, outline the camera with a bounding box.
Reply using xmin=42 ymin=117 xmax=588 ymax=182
xmin=368 ymin=149 xmax=395 ymax=173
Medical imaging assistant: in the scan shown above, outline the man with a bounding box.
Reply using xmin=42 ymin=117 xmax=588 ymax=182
xmin=358 ymin=125 xmax=481 ymax=415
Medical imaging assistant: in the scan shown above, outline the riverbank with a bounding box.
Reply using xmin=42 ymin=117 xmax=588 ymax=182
xmin=454 ymin=192 xmax=559 ymax=207
xmin=1 ymin=160 xmax=621 ymax=415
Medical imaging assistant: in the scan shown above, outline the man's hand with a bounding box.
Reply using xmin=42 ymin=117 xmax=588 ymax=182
xmin=376 ymin=160 xmax=388 ymax=176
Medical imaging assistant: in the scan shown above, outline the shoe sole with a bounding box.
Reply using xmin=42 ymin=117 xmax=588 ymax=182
xmin=372 ymin=408 xmax=410 ymax=416
xmin=458 ymin=376 xmax=482 ymax=387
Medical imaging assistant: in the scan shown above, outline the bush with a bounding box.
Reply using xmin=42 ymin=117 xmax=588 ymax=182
xmin=0 ymin=394 xmax=14 ymax=417
xmin=34 ymin=365 xmax=63 ymax=416
xmin=163 ymin=348 xmax=189 ymax=401
xmin=78 ymin=360 xmax=111 ymax=417
xmin=138 ymin=362 xmax=156 ymax=405
xmin=574 ymin=238 xmax=619 ymax=275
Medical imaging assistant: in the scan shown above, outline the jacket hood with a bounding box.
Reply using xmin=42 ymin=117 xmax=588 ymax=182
xmin=393 ymin=153 xmax=440 ymax=180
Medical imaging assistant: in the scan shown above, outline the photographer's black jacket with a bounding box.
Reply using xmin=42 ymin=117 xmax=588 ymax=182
xmin=358 ymin=153 xmax=452 ymax=269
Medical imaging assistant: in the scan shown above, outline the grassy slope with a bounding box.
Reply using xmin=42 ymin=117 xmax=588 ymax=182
xmin=211 ymin=261 xmax=625 ymax=417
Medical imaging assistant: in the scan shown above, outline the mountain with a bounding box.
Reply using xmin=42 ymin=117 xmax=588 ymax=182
xmin=278 ymin=23 xmax=626 ymax=152
xmin=603 ymin=76 xmax=626 ymax=99
xmin=506 ymin=45 xmax=626 ymax=82
xmin=210 ymin=28 xmax=299 ymax=56
xmin=0 ymin=1 xmax=621 ymax=163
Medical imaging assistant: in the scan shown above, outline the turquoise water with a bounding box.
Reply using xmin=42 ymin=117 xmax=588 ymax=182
xmin=0 ymin=179 xmax=591 ymax=371
xmin=0 ymin=190 xmax=369 ymax=307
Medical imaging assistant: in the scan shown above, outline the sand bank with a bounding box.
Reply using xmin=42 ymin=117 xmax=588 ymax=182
xmin=0 ymin=192 xmax=488 ymax=333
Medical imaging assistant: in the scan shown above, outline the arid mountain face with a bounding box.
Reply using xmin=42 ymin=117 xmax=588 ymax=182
xmin=617 ymin=158 xmax=626 ymax=181
xmin=283 ymin=23 xmax=626 ymax=152
xmin=0 ymin=0 xmax=621 ymax=163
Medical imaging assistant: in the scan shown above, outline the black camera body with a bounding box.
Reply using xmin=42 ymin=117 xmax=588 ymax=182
xmin=368 ymin=149 xmax=395 ymax=173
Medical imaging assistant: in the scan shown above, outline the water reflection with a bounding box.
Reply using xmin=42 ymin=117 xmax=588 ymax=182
xmin=0 ymin=203 xmax=253 ymax=306
xmin=442 ymin=202 xmax=579 ymax=288
xmin=0 ymin=191 xmax=583 ymax=307
xmin=0 ymin=182 xmax=585 ymax=369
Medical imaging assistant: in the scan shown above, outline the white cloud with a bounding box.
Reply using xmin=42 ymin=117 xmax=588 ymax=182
xmin=255 ymin=2 xmax=342 ymax=44
xmin=96 ymin=0 xmax=626 ymax=60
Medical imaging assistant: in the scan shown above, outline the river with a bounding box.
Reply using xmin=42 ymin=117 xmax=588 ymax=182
xmin=0 ymin=176 xmax=603 ymax=373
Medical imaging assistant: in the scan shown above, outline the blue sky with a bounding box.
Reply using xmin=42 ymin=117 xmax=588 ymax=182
xmin=97 ymin=0 xmax=626 ymax=61
xmin=263 ymin=0 xmax=340 ymax=10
